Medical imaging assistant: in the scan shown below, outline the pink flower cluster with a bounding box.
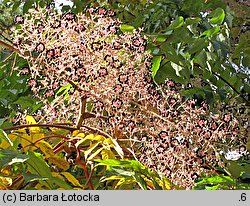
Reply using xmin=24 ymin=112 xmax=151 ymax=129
xmin=13 ymin=8 xmax=247 ymax=188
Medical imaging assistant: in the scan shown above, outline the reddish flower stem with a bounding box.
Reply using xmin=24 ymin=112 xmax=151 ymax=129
xmin=75 ymin=147 xmax=94 ymax=190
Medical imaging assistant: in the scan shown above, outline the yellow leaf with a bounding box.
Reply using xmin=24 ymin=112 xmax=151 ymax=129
xmin=31 ymin=132 xmax=44 ymax=142
xmin=57 ymin=188 xmax=66 ymax=190
xmin=1 ymin=125 xmax=44 ymax=152
xmin=87 ymin=147 xmax=103 ymax=161
xmin=11 ymin=131 xmax=33 ymax=151
xmin=61 ymin=172 xmax=83 ymax=188
xmin=101 ymin=149 xmax=116 ymax=160
xmin=115 ymin=177 xmax=135 ymax=189
xmin=51 ymin=172 xmax=65 ymax=181
xmin=72 ymin=187 xmax=83 ymax=190
xmin=159 ymin=175 xmax=171 ymax=190
xmin=48 ymin=156 xmax=70 ymax=171
xmin=110 ymin=138 xmax=124 ymax=158
xmin=0 ymin=185 xmax=7 ymax=190
xmin=0 ymin=166 xmax=12 ymax=176
xmin=72 ymin=130 xmax=81 ymax=136
xmin=0 ymin=133 xmax=15 ymax=149
xmin=26 ymin=115 xmax=40 ymax=133
xmin=34 ymin=181 xmax=50 ymax=190
xmin=142 ymin=175 xmax=154 ymax=188
xmin=72 ymin=130 xmax=85 ymax=138
xmin=84 ymin=142 xmax=100 ymax=159
xmin=0 ymin=176 xmax=12 ymax=187
xmin=76 ymin=133 xmax=85 ymax=138
xmin=26 ymin=115 xmax=37 ymax=124
xmin=103 ymin=138 xmax=114 ymax=145
xmin=7 ymin=129 xmax=44 ymax=152
xmin=0 ymin=129 xmax=27 ymax=149
xmin=84 ymin=134 xmax=95 ymax=140
xmin=75 ymin=138 xmax=86 ymax=148
xmin=75 ymin=134 xmax=95 ymax=148
xmin=93 ymin=135 xmax=105 ymax=142
xmin=36 ymin=140 xmax=54 ymax=158
xmin=101 ymin=175 xmax=123 ymax=182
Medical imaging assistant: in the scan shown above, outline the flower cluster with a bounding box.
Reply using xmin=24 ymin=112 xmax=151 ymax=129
xmin=12 ymin=8 xmax=247 ymax=189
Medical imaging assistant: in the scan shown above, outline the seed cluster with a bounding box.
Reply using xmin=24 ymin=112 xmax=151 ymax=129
xmin=13 ymin=8 xmax=247 ymax=189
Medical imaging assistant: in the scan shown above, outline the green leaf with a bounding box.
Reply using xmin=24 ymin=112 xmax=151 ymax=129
xmin=0 ymin=149 xmax=29 ymax=167
xmin=134 ymin=175 xmax=148 ymax=190
xmin=0 ymin=129 xmax=13 ymax=147
xmin=167 ymin=16 xmax=184 ymax=31
xmin=130 ymin=160 xmax=144 ymax=171
xmin=120 ymin=24 xmax=135 ymax=33
xmin=152 ymin=178 xmax=162 ymax=190
xmin=154 ymin=61 xmax=184 ymax=84
xmin=95 ymin=159 xmax=127 ymax=167
xmin=200 ymin=26 xmax=220 ymax=38
xmin=226 ymin=160 xmax=250 ymax=179
xmin=56 ymin=84 xmax=72 ymax=96
xmin=95 ymin=159 xmax=135 ymax=168
xmin=0 ymin=118 xmax=6 ymax=127
xmin=151 ymin=56 xmax=162 ymax=78
xmin=26 ymin=151 xmax=52 ymax=178
xmin=171 ymin=62 xmax=183 ymax=77
xmin=188 ymin=39 xmax=208 ymax=54
xmin=218 ymin=88 xmax=227 ymax=101
xmin=22 ymin=173 xmax=48 ymax=183
xmin=210 ymin=8 xmax=225 ymax=24
xmin=185 ymin=17 xmax=201 ymax=25
xmin=13 ymin=96 xmax=35 ymax=110
xmin=62 ymin=5 xmax=72 ymax=12
xmin=110 ymin=167 xmax=135 ymax=176
xmin=194 ymin=50 xmax=207 ymax=68
xmin=155 ymin=36 xmax=167 ymax=43
xmin=23 ymin=0 xmax=34 ymax=14
xmin=195 ymin=175 xmax=234 ymax=186
xmin=49 ymin=176 xmax=72 ymax=189
xmin=12 ymin=1 xmax=21 ymax=12
xmin=26 ymin=151 xmax=71 ymax=189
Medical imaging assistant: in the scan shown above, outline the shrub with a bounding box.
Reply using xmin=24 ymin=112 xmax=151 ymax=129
xmin=11 ymin=7 xmax=247 ymax=189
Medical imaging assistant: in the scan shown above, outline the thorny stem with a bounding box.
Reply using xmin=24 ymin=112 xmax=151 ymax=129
xmin=84 ymin=162 xmax=95 ymax=188
xmin=67 ymin=79 xmax=108 ymax=128
xmin=53 ymin=139 xmax=67 ymax=153
xmin=75 ymin=147 xmax=94 ymax=190
xmin=16 ymin=179 xmax=25 ymax=190
xmin=77 ymin=95 xmax=87 ymax=129
xmin=10 ymin=175 xmax=24 ymax=189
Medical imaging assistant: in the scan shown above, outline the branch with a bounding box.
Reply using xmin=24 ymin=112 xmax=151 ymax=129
xmin=3 ymin=123 xmax=77 ymax=132
xmin=0 ymin=33 xmax=13 ymax=44
xmin=81 ymin=125 xmax=113 ymax=139
xmin=66 ymin=79 xmax=84 ymax=92
xmin=0 ymin=39 xmax=20 ymax=54
xmin=212 ymin=71 xmax=249 ymax=102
